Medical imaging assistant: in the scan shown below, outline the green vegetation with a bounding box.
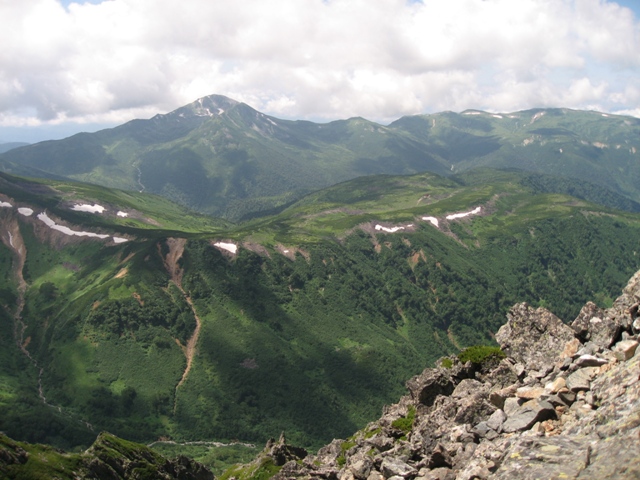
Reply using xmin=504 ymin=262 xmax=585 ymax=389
xmin=337 ymin=437 xmax=358 ymax=467
xmin=1 ymin=166 xmax=640 ymax=463
xmin=150 ymin=443 xmax=260 ymax=476
xmin=440 ymin=358 xmax=454 ymax=369
xmin=391 ymin=406 xmax=417 ymax=434
xmin=219 ymin=457 xmax=281 ymax=480
xmin=457 ymin=346 xmax=506 ymax=365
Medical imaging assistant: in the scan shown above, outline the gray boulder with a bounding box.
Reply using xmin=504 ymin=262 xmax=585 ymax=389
xmin=571 ymin=301 xmax=620 ymax=348
xmin=380 ymin=457 xmax=417 ymax=478
xmin=496 ymin=303 xmax=576 ymax=372
xmin=566 ymin=367 xmax=598 ymax=392
xmin=502 ymin=400 xmax=556 ymax=433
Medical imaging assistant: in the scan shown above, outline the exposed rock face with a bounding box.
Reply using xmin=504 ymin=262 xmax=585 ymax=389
xmin=267 ymin=269 xmax=640 ymax=480
xmin=495 ymin=303 xmax=575 ymax=374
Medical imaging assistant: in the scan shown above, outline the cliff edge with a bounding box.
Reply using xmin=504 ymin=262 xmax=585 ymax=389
xmin=256 ymin=270 xmax=640 ymax=480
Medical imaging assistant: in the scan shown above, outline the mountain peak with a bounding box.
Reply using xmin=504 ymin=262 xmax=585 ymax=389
xmin=190 ymin=94 xmax=240 ymax=117
xmin=161 ymin=94 xmax=240 ymax=120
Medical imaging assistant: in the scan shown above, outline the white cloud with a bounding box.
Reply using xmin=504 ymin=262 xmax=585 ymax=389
xmin=0 ymin=0 xmax=639 ymax=137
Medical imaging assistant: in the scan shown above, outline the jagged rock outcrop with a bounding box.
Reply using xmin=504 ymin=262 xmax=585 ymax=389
xmin=0 ymin=431 xmax=214 ymax=480
xmin=261 ymin=269 xmax=640 ymax=479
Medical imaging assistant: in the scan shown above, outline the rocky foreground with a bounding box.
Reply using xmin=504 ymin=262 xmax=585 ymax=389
xmin=240 ymin=270 xmax=640 ymax=480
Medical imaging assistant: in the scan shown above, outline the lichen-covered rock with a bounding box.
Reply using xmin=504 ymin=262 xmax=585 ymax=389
xmin=493 ymin=436 xmax=592 ymax=479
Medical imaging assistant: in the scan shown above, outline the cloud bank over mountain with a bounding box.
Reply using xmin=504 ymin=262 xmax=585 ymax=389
xmin=1 ymin=0 xmax=639 ymax=139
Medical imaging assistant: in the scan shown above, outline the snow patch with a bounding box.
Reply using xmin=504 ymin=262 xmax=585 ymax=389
xmin=37 ymin=212 xmax=109 ymax=239
xmin=422 ymin=216 xmax=439 ymax=227
xmin=531 ymin=111 xmax=546 ymax=123
xmin=375 ymin=225 xmax=405 ymax=233
xmin=72 ymin=204 xmax=105 ymax=213
xmin=446 ymin=206 xmax=482 ymax=220
xmin=463 ymin=111 xmax=481 ymax=115
xmin=18 ymin=208 xmax=33 ymax=216
xmin=195 ymin=99 xmax=216 ymax=117
xmin=601 ymin=113 xmax=609 ymax=117
xmin=0 ymin=201 xmax=12 ymax=208
xmin=117 ymin=211 xmax=128 ymax=217
xmin=8 ymin=232 xmax=14 ymax=248
xmin=214 ymin=242 xmax=237 ymax=254
xmin=492 ymin=114 xmax=503 ymax=119
xmin=113 ymin=237 xmax=129 ymax=244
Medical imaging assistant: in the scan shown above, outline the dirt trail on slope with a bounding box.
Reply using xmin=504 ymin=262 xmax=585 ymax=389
xmin=175 ymin=294 xmax=202 ymax=394
xmin=159 ymin=238 xmax=202 ymax=408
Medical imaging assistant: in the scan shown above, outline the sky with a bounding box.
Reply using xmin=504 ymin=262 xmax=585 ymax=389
xmin=1 ymin=0 xmax=640 ymax=143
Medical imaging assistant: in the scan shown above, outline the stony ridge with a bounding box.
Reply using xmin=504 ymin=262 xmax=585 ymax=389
xmin=248 ymin=270 xmax=640 ymax=480
xmin=0 ymin=431 xmax=214 ymax=480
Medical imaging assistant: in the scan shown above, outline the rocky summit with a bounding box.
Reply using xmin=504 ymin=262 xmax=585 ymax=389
xmin=247 ymin=270 xmax=640 ymax=480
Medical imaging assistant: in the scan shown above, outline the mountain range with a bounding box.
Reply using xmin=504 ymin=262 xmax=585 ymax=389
xmin=1 ymin=95 xmax=640 ymax=474
xmin=1 ymin=95 xmax=639 ymax=220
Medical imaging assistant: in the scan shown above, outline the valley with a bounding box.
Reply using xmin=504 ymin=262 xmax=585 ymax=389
xmin=0 ymin=166 xmax=639 ymax=472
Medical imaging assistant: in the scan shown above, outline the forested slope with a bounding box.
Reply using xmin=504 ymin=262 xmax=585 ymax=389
xmin=0 ymin=169 xmax=639 ymax=456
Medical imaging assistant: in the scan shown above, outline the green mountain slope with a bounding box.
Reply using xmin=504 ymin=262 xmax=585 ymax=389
xmin=0 ymin=143 xmax=29 ymax=154
xmin=1 ymin=168 xmax=639 ymax=457
xmin=0 ymin=96 xmax=449 ymax=220
xmin=390 ymin=108 xmax=640 ymax=202
xmin=4 ymin=96 xmax=637 ymax=221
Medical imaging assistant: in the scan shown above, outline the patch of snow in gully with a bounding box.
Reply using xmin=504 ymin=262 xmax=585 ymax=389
xmin=422 ymin=216 xmax=439 ymax=227
xmin=446 ymin=206 xmax=482 ymax=220
xmin=72 ymin=204 xmax=105 ymax=213
xmin=37 ymin=213 xmax=109 ymax=239
xmin=214 ymin=242 xmax=237 ymax=254
xmin=18 ymin=208 xmax=33 ymax=216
